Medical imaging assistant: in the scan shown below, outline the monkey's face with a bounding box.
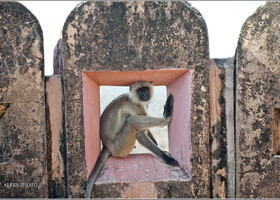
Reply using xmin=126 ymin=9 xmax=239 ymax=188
xmin=129 ymin=81 xmax=153 ymax=105
xmin=137 ymin=86 xmax=151 ymax=102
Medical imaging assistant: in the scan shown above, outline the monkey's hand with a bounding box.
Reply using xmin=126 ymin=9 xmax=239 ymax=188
xmin=163 ymin=93 xmax=174 ymax=119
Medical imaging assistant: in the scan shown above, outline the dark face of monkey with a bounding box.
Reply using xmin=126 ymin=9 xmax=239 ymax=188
xmin=137 ymin=86 xmax=151 ymax=102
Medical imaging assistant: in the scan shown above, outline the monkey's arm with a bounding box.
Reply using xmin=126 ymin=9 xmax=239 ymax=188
xmin=127 ymin=94 xmax=174 ymax=131
xmin=85 ymin=147 xmax=111 ymax=198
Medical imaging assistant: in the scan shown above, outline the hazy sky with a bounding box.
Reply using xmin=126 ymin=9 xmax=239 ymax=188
xmin=20 ymin=1 xmax=266 ymax=75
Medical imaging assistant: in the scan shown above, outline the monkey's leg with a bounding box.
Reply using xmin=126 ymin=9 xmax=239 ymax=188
xmin=85 ymin=147 xmax=111 ymax=198
xmin=136 ymin=131 xmax=179 ymax=166
xmin=146 ymin=129 xmax=158 ymax=145
xmin=109 ymin=115 xmax=169 ymax=157
xmin=106 ymin=120 xmax=138 ymax=157
xmin=163 ymin=93 xmax=174 ymax=118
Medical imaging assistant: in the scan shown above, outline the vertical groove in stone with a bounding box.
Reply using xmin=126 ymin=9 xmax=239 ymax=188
xmin=209 ymin=58 xmax=235 ymax=198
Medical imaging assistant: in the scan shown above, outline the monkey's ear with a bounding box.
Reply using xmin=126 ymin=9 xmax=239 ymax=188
xmin=129 ymin=85 xmax=132 ymax=91
xmin=149 ymin=81 xmax=153 ymax=84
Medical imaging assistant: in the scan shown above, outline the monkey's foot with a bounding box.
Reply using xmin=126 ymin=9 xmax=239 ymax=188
xmin=163 ymin=153 xmax=179 ymax=167
xmin=163 ymin=93 xmax=174 ymax=118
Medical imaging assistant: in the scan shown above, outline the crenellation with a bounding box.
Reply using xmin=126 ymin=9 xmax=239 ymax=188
xmin=0 ymin=1 xmax=279 ymax=198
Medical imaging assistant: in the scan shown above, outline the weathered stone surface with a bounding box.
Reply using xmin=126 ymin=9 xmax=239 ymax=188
xmin=45 ymin=75 xmax=67 ymax=197
xmin=236 ymin=2 xmax=280 ymax=198
xmin=209 ymin=58 xmax=235 ymax=198
xmin=62 ymin=1 xmax=209 ymax=198
xmin=0 ymin=2 xmax=47 ymax=198
xmin=53 ymin=39 xmax=63 ymax=75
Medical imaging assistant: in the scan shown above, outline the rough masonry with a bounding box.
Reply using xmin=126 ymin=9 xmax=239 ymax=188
xmin=62 ymin=1 xmax=210 ymax=198
xmin=236 ymin=2 xmax=280 ymax=198
xmin=0 ymin=2 xmax=48 ymax=198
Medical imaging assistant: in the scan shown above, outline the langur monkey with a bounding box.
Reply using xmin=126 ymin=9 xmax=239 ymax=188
xmin=85 ymin=81 xmax=179 ymax=198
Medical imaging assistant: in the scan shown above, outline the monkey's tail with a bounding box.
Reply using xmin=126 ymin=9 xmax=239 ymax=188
xmin=85 ymin=147 xmax=111 ymax=198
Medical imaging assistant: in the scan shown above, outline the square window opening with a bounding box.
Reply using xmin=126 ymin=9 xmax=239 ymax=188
xmin=83 ymin=69 xmax=192 ymax=182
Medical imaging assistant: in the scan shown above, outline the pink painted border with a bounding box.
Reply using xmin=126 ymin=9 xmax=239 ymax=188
xmin=83 ymin=69 xmax=192 ymax=182
xmin=83 ymin=74 xmax=101 ymax=178
xmin=167 ymin=71 xmax=192 ymax=176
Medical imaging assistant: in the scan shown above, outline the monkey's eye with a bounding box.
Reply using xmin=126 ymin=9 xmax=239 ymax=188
xmin=138 ymin=87 xmax=150 ymax=93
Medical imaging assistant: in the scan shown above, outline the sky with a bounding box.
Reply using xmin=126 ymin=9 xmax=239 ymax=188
xmin=20 ymin=1 xmax=266 ymax=76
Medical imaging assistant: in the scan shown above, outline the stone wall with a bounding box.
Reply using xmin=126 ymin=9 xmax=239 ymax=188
xmin=62 ymin=1 xmax=209 ymax=198
xmin=236 ymin=2 xmax=280 ymax=198
xmin=1 ymin=1 xmax=280 ymax=198
xmin=0 ymin=2 xmax=47 ymax=198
